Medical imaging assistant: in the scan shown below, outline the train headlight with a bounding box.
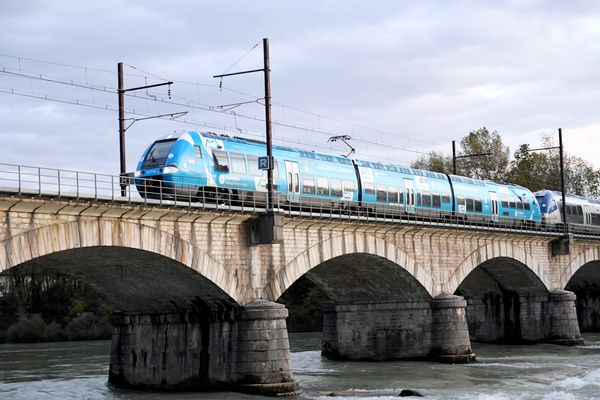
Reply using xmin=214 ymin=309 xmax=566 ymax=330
xmin=163 ymin=166 xmax=179 ymax=174
xmin=134 ymin=170 xmax=141 ymax=177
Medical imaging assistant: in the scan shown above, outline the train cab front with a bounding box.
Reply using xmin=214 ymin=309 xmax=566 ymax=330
xmin=534 ymin=190 xmax=561 ymax=225
xmin=134 ymin=137 xmax=179 ymax=199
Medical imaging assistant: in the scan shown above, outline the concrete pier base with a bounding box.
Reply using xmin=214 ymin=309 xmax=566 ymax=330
xmin=463 ymin=289 xmax=583 ymax=345
xmin=233 ymin=299 xmax=299 ymax=396
xmin=108 ymin=300 xmax=298 ymax=396
xmin=430 ymin=294 xmax=475 ymax=363
xmin=321 ymin=297 xmax=474 ymax=363
xmin=547 ymin=290 xmax=584 ymax=346
xmin=108 ymin=306 xmax=237 ymax=390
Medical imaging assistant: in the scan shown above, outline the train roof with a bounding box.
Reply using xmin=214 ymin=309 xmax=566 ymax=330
xmin=168 ymin=131 xmax=539 ymax=195
xmin=534 ymin=190 xmax=600 ymax=205
xmin=198 ymin=131 xmax=452 ymax=178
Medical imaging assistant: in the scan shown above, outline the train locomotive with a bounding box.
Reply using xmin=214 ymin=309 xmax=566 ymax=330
xmin=134 ymin=130 xmax=598 ymax=230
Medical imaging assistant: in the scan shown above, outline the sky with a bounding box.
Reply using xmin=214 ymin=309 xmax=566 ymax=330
xmin=1 ymin=0 xmax=599 ymax=178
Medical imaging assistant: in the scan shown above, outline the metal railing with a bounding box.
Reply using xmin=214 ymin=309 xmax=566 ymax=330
xmin=0 ymin=162 xmax=598 ymax=239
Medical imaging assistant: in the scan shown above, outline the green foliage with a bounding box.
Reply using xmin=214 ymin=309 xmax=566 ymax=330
xmin=0 ymin=266 xmax=114 ymax=343
xmin=278 ymin=276 xmax=330 ymax=333
xmin=411 ymin=151 xmax=453 ymax=174
xmin=458 ymin=127 xmax=510 ymax=181
xmin=508 ymin=134 xmax=600 ymax=198
xmin=411 ymin=128 xmax=599 ymax=199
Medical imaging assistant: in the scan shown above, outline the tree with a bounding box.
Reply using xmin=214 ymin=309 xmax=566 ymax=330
xmin=509 ymin=133 xmax=600 ymax=198
xmin=458 ymin=127 xmax=510 ymax=182
xmin=508 ymin=143 xmax=555 ymax=191
xmin=411 ymin=151 xmax=452 ymax=174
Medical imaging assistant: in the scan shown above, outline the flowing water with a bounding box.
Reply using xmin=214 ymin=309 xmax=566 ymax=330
xmin=2 ymin=333 xmax=600 ymax=400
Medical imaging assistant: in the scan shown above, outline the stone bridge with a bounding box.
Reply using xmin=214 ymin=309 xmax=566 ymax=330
xmin=1 ymin=194 xmax=599 ymax=395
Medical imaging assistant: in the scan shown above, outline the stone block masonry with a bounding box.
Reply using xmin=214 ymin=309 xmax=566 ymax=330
xmin=322 ymin=295 xmax=475 ymax=363
xmin=109 ymin=300 xmax=298 ymax=396
xmin=1 ymin=195 xmax=599 ymax=393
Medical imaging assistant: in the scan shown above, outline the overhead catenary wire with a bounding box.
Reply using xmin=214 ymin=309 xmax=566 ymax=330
xmin=0 ymin=86 xmax=416 ymax=164
xmin=220 ymin=41 xmax=262 ymax=76
xmin=1 ymin=57 xmax=452 ymax=162
xmin=0 ymin=54 xmax=460 ymax=149
xmin=1 ymin=65 xmax=435 ymax=157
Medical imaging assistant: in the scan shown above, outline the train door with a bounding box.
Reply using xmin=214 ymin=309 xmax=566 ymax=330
xmin=404 ymin=179 xmax=415 ymax=214
xmin=489 ymin=192 xmax=499 ymax=222
xmin=285 ymin=161 xmax=300 ymax=203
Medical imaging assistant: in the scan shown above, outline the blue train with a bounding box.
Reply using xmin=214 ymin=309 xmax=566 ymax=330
xmin=135 ymin=130 xmax=546 ymax=226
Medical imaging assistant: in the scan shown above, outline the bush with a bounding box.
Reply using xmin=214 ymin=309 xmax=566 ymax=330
xmin=65 ymin=312 xmax=112 ymax=341
xmin=6 ymin=314 xmax=47 ymax=342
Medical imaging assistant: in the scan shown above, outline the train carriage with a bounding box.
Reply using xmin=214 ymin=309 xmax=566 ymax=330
xmin=135 ymin=131 xmax=361 ymax=209
xmin=535 ymin=190 xmax=600 ymax=231
xmin=135 ymin=130 xmax=542 ymax=227
xmin=449 ymin=176 xmax=539 ymax=225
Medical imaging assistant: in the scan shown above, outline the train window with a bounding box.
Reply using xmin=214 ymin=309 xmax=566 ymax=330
xmin=577 ymin=206 xmax=583 ymax=215
xmin=524 ymin=200 xmax=530 ymax=211
xmin=342 ymin=181 xmax=355 ymax=192
xmin=475 ymin=198 xmax=482 ymax=212
xmin=502 ymin=199 xmax=509 ymax=208
xmin=213 ymin=150 xmax=229 ymax=172
xmin=230 ymin=153 xmax=247 ymax=175
xmin=376 ymin=185 xmax=387 ymax=202
xmin=194 ymin=145 xmax=202 ymax=159
xmin=331 ymin=179 xmax=342 ymax=197
xmin=466 ymin=198 xmax=474 ymax=212
xmin=399 ymin=189 xmax=404 ymax=204
xmin=566 ymin=205 xmax=573 ymax=214
xmin=422 ymin=191 xmax=431 ymax=207
xmin=416 ymin=193 xmax=421 ymax=207
xmin=441 ymin=195 xmax=450 ymax=204
xmin=388 ymin=187 xmax=399 ymax=203
xmin=432 ymin=194 xmax=441 ymax=208
xmin=592 ymin=213 xmax=600 ymax=226
xmin=317 ymin=177 xmax=329 ymax=196
xmin=247 ymin=156 xmax=261 ymax=176
xmin=516 ymin=200 xmax=522 ymax=211
xmin=457 ymin=196 xmax=465 ymax=206
xmin=303 ymin=175 xmax=315 ymax=194
xmin=509 ymin=201 xmax=516 ymax=209
xmin=364 ymin=183 xmax=375 ymax=194
xmin=145 ymin=139 xmax=175 ymax=161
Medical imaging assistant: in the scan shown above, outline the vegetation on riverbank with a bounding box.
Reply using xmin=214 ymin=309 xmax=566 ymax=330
xmin=0 ymin=267 xmax=113 ymax=343
xmin=278 ymin=276 xmax=329 ymax=332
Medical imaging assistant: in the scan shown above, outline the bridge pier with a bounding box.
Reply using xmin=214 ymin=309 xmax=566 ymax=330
xmin=546 ymin=290 xmax=583 ymax=345
xmin=232 ymin=300 xmax=299 ymax=395
xmin=108 ymin=300 xmax=298 ymax=396
xmin=464 ymin=289 xmax=583 ymax=345
xmin=321 ymin=295 xmax=474 ymax=363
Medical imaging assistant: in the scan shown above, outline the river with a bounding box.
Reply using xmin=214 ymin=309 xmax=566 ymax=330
xmin=2 ymin=332 xmax=600 ymax=400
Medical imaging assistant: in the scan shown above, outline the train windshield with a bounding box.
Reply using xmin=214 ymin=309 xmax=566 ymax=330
xmin=537 ymin=193 xmax=557 ymax=214
xmin=145 ymin=140 xmax=176 ymax=162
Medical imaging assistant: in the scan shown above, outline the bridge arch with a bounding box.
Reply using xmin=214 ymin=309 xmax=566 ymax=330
xmin=446 ymin=242 xmax=549 ymax=294
xmin=0 ymin=219 xmax=240 ymax=308
xmin=274 ymin=234 xmax=432 ymax=301
xmin=562 ymin=247 xmax=600 ymax=287
xmin=564 ymin=248 xmax=600 ymax=331
xmin=450 ymin=243 xmax=555 ymax=343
